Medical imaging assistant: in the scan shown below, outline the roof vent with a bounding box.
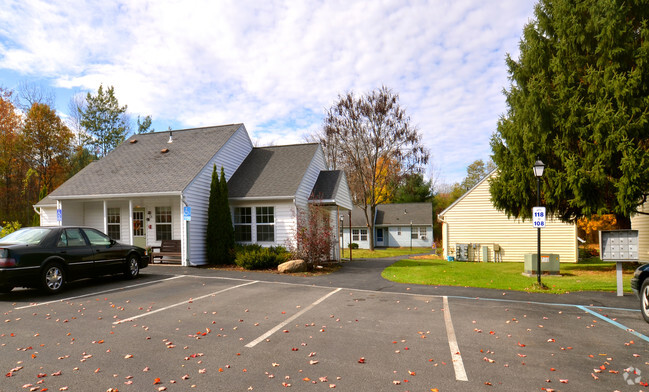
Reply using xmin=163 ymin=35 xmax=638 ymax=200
xmin=130 ymin=139 xmax=137 ymax=144
xmin=161 ymin=148 xmax=169 ymax=154
xmin=167 ymin=131 xmax=173 ymax=144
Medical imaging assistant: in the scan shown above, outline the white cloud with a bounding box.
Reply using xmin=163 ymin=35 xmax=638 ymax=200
xmin=0 ymin=0 xmax=536 ymax=183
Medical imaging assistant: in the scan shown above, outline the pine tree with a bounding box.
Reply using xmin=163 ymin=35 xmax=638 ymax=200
xmin=206 ymin=165 xmax=220 ymax=264
xmin=490 ymin=0 xmax=649 ymax=227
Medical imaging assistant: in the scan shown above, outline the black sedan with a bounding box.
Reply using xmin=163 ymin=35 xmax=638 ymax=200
xmin=631 ymin=263 xmax=649 ymax=323
xmin=0 ymin=226 xmax=147 ymax=294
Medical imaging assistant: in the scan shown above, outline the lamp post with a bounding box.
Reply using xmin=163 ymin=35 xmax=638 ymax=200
xmin=533 ymin=159 xmax=545 ymax=285
xmin=340 ymin=216 xmax=344 ymax=259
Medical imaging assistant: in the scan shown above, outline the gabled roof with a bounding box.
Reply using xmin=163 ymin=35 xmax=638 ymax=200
xmin=228 ymin=144 xmax=320 ymax=199
xmin=438 ymin=169 xmax=497 ymax=218
xmin=375 ymin=202 xmax=432 ymax=226
xmin=47 ymin=124 xmax=244 ymax=198
xmin=340 ymin=202 xmax=433 ymax=227
xmin=309 ymin=170 xmax=343 ymax=201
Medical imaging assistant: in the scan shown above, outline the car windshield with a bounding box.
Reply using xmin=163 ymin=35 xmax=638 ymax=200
xmin=0 ymin=228 xmax=52 ymax=245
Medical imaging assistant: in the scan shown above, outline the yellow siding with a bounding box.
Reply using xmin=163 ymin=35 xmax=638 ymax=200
xmin=440 ymin=173 xmax=577 ymax=263
xmin=631 ymin=202 xmax=649 ymax=263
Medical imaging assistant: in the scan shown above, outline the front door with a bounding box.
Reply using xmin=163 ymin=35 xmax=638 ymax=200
xmin=133 ymin=208 xmax=146 ymax=249
xmin=376 ymin=228 xmax=384 ymax=247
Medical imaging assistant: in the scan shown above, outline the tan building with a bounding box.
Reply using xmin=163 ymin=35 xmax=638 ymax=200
xmin=438 ymin=171 xmax=578 ymax=263
xmin=631 ymin=204 xmax=649 ymax=263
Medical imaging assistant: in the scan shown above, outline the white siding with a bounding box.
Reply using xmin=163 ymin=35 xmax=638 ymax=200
xmin=334 ymin=172 xmax=354 ymax=210
xmin=386 ymin=226 xmax=432 ymax=248
xmin=39 ymin=206 xmax=58 ymax=226
xmin=60 ymin=200 xmax=85 ymax=226
xmin=440 ymin=173 xmax=578 ymax=263
xmin=295 ymin=146 xmax=327 ymax=209
xmin=184 ymin=125 xmax=253 ymax=265
xmin=341 ymin=227 xmax=371 ymax=249
xmin=83 ymin=202 xmax=104 ymax=230
xmin=230 ymin=201 xmax=296 ymax=248
xmin=632 ymin=202 xmax=649 ymax=263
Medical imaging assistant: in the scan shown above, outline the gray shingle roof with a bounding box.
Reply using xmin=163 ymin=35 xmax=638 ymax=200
xmin=375 ymin=202 xmax=432 ymax=226
xmin=228 ymin=144 xmax=320 ymax=198
xmin=309 ymin=171 xmax=343 ymax=201
xmin=340 ymin=203 xmax=433 ymax=227
xmin=48 ymin=124 xmax=243 ymax=197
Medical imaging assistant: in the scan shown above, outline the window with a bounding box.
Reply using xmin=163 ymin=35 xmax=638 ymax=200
xmin=352 ymin=229 xmax=359 ymax=241
xmin=107 ymin=208 xmax=121 ymax=240
xmin=360 ymin=229 xmax=368 ymax=241
xmin=256 ymin=206 xmax=274 ymax=242
xmin=411 ymin=226 xmax=426 ymax=240
xmin=156 ymin=206 xmax=172 ymax=241
xmin=133 ymin=210 xmax=144 ymax=236
xmin=83 ymin=228 xmax=112 ymax=246
xmin=57 ymin=228 xmax=87 ymax=247
xmin=397 ymin=227 xmax=401 ymax=236
xmin=234 ymin=207 xmax=252 ymax=242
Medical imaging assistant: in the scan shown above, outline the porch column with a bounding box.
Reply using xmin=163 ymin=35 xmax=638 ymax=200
xmin=180 ymin=196 xmax=188 ymax=266
xmin=103 ymin=200 xmax=108 ymax=234
xmin=128 ymin=200 xmax=134 ymax=245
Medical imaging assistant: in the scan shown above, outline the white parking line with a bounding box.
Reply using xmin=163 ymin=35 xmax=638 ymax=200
xmin=113 ymin=280 xmax=258 ymax=325
xmin=245 ymin=287 xmax=342 ymax=348
xmin=14 ymin=275 xmax=187 ymax=310
xmin=443 ymin=296 xmax=468 ymax=381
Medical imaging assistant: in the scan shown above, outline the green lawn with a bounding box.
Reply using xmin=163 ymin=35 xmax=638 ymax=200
xmin=341 ymin=247 xmax=433 ymax=259
xmin=381 ymin=256 xmax=639 ymax=294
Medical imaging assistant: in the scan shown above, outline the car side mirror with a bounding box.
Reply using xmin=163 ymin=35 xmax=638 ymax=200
xmin=110 ymin=239 xmax=116 ymax=246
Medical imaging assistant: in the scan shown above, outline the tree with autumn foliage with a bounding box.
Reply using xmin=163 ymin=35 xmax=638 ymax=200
xmin=0 ymin=88 xmax=25 ymax=222
xmin=577 ymin=214 xmax=618 ymax=243
xmin=321 ymin=86 xmax=429 ymax=250
xmin=22 ymin=103 xmax=74 ymax=193
xmin=490 ymin=0 xmax=649 ymax=228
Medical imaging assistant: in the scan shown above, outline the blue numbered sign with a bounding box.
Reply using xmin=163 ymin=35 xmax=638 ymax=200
xmin=532 ymin=207 xmax=546 ymax=228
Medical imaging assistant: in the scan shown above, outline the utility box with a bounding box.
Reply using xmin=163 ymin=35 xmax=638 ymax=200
xmin=455 ymin=244 xmax=469 ymax=261
xmin=482 ymin=246 xmax=489 ymax=262
xmin=524 ymin=253 xmax=560 ymax=275
xmin=599 ymin=230 xmax=638 ymax=261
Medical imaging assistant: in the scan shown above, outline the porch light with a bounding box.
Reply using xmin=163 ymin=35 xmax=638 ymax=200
xmin=168 ymin=131 xmax=173 ymax=144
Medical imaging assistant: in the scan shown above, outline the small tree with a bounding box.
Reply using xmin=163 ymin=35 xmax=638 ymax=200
xmin=293 ymin=202 xmax=334 ymax=268
xmin=218 ymin=167 xmax=235 ymax=264
xmin=206 ymin=165 xmax=220 ymax=264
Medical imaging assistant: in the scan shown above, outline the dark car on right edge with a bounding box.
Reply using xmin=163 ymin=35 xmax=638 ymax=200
xmin=631 ymin=263 xmax=649 ymax=322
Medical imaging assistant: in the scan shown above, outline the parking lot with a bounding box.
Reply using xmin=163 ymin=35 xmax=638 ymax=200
xmin=1 ymin=264 xmax=649 ymax=391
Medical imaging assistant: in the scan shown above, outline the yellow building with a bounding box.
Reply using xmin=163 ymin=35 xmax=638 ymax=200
xmin=438 ymin=172 xmax=578 ymax=263
xmin=631 ymin=204 xmax=649 ymax=263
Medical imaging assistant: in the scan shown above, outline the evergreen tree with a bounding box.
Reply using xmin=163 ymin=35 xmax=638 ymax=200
xmin=206 ymin=165 xmax=220 ymax=264
xmin=219 ymin=167 xmax=235 ymax=264
xmin=80 ymin=84 xmax=130 ymax=157
xmin=490 ymin=0 xmax=649 ymax=227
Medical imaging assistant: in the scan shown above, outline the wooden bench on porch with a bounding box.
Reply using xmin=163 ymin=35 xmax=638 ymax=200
xmin=150 ymin=240 xmax=182 ymax=264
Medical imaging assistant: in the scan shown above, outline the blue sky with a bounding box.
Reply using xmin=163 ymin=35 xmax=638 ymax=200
xmin=0 ymin=0 xmax=536 ymax=184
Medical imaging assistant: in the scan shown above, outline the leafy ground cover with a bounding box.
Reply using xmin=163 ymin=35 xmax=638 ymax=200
xmin=381 ymin=255 xmax=639 ymax=294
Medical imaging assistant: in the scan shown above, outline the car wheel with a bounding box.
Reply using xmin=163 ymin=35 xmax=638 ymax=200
xmin=124 ymin=254 xmax=140 ymax=279
xmin=0 ymin=285 xmax=13 ymax=293
xmin=41 ymin=263 xmax=65 ymax=294
xmin=642 ymin=279 xmax=649 ymax=323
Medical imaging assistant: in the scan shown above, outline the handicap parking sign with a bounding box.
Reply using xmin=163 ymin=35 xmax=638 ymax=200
xmin=56 ymin=209 xmax=62 ymax=222
xmin=183 ymin=206 xmax=191 ymax=221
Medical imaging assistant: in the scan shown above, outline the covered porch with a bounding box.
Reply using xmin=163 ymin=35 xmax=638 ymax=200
xmin=37 ymin=193 xmax=191 ymax=266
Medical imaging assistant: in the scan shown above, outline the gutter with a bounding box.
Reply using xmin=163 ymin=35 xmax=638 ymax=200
xmin=50 ymin=191 xmax=183 ymax=200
